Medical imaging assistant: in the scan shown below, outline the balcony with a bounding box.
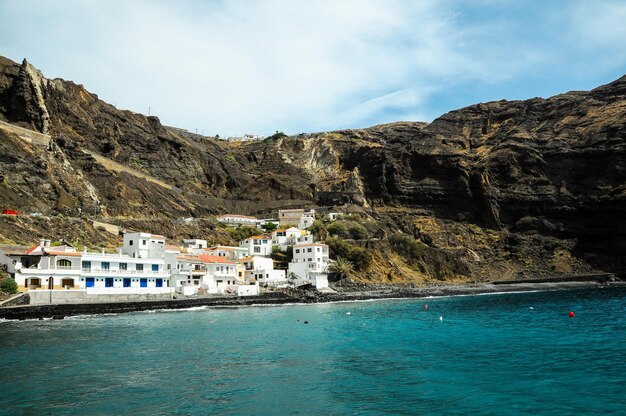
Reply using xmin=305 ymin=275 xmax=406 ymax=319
xmin=18 ymin=265 xmax=82 ymax=275
xmin=81 ymin=268 xmax=168 ymax=276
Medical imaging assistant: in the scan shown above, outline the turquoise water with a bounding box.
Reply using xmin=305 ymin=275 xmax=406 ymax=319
xmin=1 ymin=287 xmax=625 ymax=415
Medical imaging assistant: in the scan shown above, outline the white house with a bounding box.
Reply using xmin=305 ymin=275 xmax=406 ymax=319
xmin=78 ymin=249 xmax=169 ymax=293
xmin=288 ymin=243 xmax=330 ymax=289
xmin=197 ymin=254 xmax=241 ymax=294
xmin=4 ymin=240 xmax=83 ymax=290
xmin=240 ymin=256 xmax=286 ymax=287
xmin=167 ymin=254 xmax=206 ymax=294
xmin=216 ymin=214 xmax=258 ymax=227
xmin=121 ymin=232 xmax=166 ymax=259
xmin=203 ymin=245 xmax=248 ymax=260
xmin=278 ymin=209 xmax=315 ymax=230
xmin=269 ymin=228 xmax=315 ymax=251
xmin=239 ymin=234 xmax=273 ymax=256
xmin=182 ymin=239 xmax=208 ymax=253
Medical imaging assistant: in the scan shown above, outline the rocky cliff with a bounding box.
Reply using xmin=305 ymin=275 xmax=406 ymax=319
xmin=0 ymin=55 xmax=624 ymax=281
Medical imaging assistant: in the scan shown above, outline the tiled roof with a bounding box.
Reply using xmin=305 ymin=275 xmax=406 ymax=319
xmin=176 ymin=255 xmax=201 ymax=261
xmin=198 ymin=254 xmax=234 ymax=264
xmin=45 ymin=251 xmax=81 ymax=257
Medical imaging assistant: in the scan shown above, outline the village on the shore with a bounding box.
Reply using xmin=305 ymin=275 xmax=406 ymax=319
xmin=0 ymin=209 xmax=343 ymax=304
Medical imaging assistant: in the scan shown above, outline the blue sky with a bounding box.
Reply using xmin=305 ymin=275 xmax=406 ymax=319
xmin=1 ymin=0 xmax=625 ymax=137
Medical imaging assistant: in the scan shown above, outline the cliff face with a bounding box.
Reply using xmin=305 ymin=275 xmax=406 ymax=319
xmin=0 ymin=55 xmax=624 ymax=279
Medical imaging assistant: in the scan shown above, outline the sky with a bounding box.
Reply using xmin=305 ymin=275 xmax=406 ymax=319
xmin=1 ymin=0 xmax=625 ymax=138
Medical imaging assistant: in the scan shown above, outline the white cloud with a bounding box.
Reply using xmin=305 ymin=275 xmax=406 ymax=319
xmin=0 ymin=0 xmax=624 ymax=136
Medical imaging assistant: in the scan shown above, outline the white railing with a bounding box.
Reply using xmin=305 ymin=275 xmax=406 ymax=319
xmin=82 ymin=252 xmax=132 ymax=258
xmin=81 ymin=268 xmax=168 ymax=275
xmin=19 ymin=267 xmax=82 ymax=274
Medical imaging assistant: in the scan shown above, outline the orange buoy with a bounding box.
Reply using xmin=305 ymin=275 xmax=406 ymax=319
xmin=569 ymin=311 xmax=575 ymax=318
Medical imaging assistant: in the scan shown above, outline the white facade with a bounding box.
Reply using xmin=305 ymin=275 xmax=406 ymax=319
xmin=239 ymin=235 xmax=273 ymax=256
xmin=198 ymin=255 xmax=239 ymax=294
xmin=278 ymin=209 xmax=315 ymax=230
xmin=182 ymin=239 xmax=208 ymax=253
xmin=241 ymin=256 xmax=286 ymax=287
xmin=203 ymin=245 xmax=248 ymax=260
xmin=216 ymin=214 xmax=258 ymax=227
xmin=122 ymin=232 xmax=166 ymax=259
xmin=288 ymin=243 xmax=330 ymax=289
xmin=78 ymin=251 xmax=168 ymax=292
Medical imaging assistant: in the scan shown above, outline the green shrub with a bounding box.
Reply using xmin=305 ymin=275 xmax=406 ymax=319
xmin=389 ymin=233 xmax=424 ymax=262
xmin=347 ymin=222 xmax=368 ymax=240
xmin=327 ymin=220 xmax=369 ymax=240
xmin=1 ymin=277 xmax=18 ymax=294
xmin=228 ymin=226 xmax=261 ymax=242
xmin=326 ymin=237 xmax=372 ymax=272
xmin=327 ymin=221 xmax=346 ymax=236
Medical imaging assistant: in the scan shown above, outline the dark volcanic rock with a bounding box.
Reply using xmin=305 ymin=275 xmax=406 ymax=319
xmin=0 ymin=55 xmax=624 ymax=277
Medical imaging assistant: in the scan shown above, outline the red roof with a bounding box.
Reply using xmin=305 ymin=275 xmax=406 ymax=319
xmin=46 ymin=251 xmax=81 ymax=257
xmin=198 ymin=254 xmax=234 ymax=264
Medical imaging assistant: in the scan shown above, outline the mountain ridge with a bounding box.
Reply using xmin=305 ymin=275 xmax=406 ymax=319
xmin=0 ymin=55 xmax=624 ymax=282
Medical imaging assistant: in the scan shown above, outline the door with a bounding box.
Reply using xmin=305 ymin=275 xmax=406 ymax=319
xmin=156 ymin=279 xmax=163 ymax=288
xmin=105 ymin=278 xmax=114 ymax=288
xmin=140 ymin=278 xmax=147 ymax=288
xmin=123 ymin=278 xmax=131 ymax=288
xmin=85 ymin=278 xmax=95 ymax=288
xmin=48 ymin=277 xmax=54 ymax=290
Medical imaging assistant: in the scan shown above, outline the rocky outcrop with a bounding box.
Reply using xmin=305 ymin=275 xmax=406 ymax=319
xmin=0 ymin=55 xmax=624 ymax=279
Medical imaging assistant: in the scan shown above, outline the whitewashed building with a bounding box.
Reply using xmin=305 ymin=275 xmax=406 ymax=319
xmin=288 ymin=243 xmax=330 ymax=289
xmin=203 ymin=245 xmax=248 ymax=260
xmin=239 ymin=234 xmax=273 ymax=256
xmin=278 ymin=209 xmax=315 ymax=229
xmin=3 ymin=240 xmax=83 ymax=290
xmin=182 ymin=239 xmax=208 ymax=253
xmin=240 ymin=256 xmax=286 ymax=287
xmin=216 ymin=214 xmax=258 ymax=227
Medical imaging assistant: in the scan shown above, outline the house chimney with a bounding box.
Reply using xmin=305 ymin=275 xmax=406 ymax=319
xmin=39 ymin=239 xmax=46 ymax=247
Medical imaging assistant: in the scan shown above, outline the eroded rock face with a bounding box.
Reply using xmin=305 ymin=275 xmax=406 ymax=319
xmin=0 ymin=55 xmax=624 ymax=276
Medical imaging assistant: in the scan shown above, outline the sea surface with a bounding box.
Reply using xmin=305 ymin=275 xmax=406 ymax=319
xmin=1 ymin=287 xmax=625 ymax=415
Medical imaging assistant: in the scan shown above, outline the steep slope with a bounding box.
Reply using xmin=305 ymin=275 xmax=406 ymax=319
xmin=0 ymin=55 xmax=624 ymax=279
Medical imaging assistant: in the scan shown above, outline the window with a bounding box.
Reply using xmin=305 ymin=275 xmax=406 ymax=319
xmin=136 ymin=264 xmax=144 ymax=271
xmin=119 ymin=263 xmax=127 ymax=270
xmin=102 ymin=262 xmax=110 ymax=270
xmin=308 ymin=258 xmax=313 ymax=262
xmin=57 ymin=259 xmax=71 ymax=268
xmin=152 ymin=264 xmax=159 ymax=272
xmin=307 ymin=248 xmax=312 ymax=253
xmin=317 ymin=248 xmax=320 ymax=252
xmin=142 ymin=240 xmax=147 ymax=246
xmin=295 ymin=249 xmax=300 ymax=254
xmin=129 ymin=240 xmax=133 ymax=246
xmin=82 ymin=261 xmax=91 ymax=270
xmin=254 ymin=247 xmax=260 ymax=253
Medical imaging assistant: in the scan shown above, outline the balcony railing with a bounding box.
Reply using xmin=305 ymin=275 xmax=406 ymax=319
xmin=81 ymin=268 xmax=168 ymax=275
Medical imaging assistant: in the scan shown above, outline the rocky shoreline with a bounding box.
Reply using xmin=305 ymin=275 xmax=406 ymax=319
xmin=1 ymin=279 xmax=623 ymax=321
